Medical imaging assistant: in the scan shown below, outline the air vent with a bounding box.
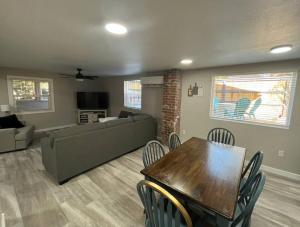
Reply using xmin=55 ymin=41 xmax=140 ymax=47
xmin=141 ymin=76 xmax=164 ymax=86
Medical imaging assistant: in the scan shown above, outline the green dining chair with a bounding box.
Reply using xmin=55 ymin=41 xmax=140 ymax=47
xmin=137 ymin=180 xmax=193 ymax=227
xmin=207 ymin=128 xmax=235 ymax=146
xmin=168 ymin=132 xmax=181 ymax=151
xmin=194 ymin=172 xmax=266 ymax=227
xmin=240 ymin=151 xmax=263 ymax=194
xmin=143 ymin=140 xmax=166 ymax=167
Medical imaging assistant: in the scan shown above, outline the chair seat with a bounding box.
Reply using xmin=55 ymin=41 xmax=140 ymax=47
xmin=193 ymin=202 xmax=246 ymax=227
xmin=145 ymin=204 xmax=200 ymax=227
xmin=145 ymin=205 xmax=187 ymax=227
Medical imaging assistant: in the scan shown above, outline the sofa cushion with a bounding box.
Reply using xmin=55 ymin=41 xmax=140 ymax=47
xmin=15 ymin=125 xmax=34 ymax=141
xmin=104 ymin=118 xmax=133 ymax=127
xmin=99 ymin=117 xmax=118 ymax=123
xmin=0 ymin=114 xmax=24 ymax=129
xmin=131 ymin=114 xmax=152 ymax=122
xmin=49 ymin=118 xmax=133 ymax=140
xmin=49 ymin=123 xmax=107 ymax=138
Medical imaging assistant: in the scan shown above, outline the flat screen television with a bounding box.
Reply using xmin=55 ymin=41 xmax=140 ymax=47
xmin=77 ymin=92 xmax=109 ymax=109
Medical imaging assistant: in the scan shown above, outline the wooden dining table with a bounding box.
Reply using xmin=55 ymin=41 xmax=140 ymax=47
xmin=141 ymin=137 xmax=246 ymax=226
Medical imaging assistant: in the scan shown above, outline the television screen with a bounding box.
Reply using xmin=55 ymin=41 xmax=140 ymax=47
xmin=77 ymin=92 xmax=109 ymax=109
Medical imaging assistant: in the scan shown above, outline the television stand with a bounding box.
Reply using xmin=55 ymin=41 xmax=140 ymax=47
xmin=77 ymin=109 xmax=107 ymax=124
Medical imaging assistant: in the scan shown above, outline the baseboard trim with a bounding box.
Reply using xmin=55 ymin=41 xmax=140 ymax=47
xmin=245 ymin=160 xmax=300 ymax=181
xmin=35 ymin=124 xmax=77 ymax=132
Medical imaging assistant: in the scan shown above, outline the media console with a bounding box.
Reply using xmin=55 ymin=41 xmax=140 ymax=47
xmin=77 ymin=109 xmax=107 ymax=124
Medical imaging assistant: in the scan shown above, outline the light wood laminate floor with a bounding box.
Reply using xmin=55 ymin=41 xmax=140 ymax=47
xmin=0 ymin=144 xmax=299 ymax=227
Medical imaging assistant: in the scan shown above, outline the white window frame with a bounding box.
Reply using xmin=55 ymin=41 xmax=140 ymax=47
xmin=124 ymin=80 xmax=142 ymax=110
xmin=209 ymin=71 xmax=298 ymax=129
xmin=7 ymin=75 xmax=55 ymax=114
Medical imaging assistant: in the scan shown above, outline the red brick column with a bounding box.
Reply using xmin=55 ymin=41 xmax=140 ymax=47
xmin=161 ymin=69 xmax=182 ymax=144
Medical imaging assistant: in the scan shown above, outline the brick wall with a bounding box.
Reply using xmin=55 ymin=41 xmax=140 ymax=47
xmin=161 ymin=69 xmax=182 ymax=144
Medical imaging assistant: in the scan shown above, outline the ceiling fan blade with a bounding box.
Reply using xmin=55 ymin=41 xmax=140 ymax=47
xmin=59 ymin=73 xmax=74 ymax=77
xmin=81 ymin=76 xmax=98 ymax=80
xmin=59 ymin=69 xmax=98 ymax=80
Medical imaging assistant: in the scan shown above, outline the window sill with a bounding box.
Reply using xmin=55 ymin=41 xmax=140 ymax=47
xmin=124 ymin=106 xmax=142 ymax=110
xmin=15 ymin=110 xmax=55 ymax=115
xmin=209 ymin=116 xmax=290 ymax=130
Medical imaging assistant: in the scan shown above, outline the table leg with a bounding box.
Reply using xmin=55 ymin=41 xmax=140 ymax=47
xmin=216 ymin=215 xmax=230 ymax=227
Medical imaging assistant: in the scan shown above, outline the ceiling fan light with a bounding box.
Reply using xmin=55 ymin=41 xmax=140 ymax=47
xmin=76 ymin=78 xmax=84 ymax=82
xmin=105 ymin=23 xmax=127 ymax=35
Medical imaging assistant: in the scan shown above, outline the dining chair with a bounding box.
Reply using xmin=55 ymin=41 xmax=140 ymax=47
xmin=143 ymin=140 xmax=166 ymax=167
xmin=137 ymin=180 xmax=193 ymax=227
xmin=195 ymin=172 xmax=265 ymax=227
xmin=207 ymin=128 xmax=235 ymax=146
xmin=168 ymin=132 xmax=181 ymax=151
xmin=240 ymin=151 xmax=263 ymax=194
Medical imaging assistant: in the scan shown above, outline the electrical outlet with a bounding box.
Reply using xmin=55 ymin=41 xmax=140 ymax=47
xmin=182 ymin=129 xmax=186 ymax=135
xmin=278 ymin=150 xmax=285 ymax=157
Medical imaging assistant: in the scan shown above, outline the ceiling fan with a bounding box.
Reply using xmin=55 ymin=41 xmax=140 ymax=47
xmin=60 ymin=68 xmax=98 ymax=81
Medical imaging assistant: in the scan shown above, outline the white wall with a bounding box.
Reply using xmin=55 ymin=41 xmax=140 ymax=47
xmin=180 ymin=59 xmax=300 ymax=174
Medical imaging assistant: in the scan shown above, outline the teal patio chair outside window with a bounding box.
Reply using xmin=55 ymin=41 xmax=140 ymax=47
xmin=213 ymin=97 xmax=220 ymax=113
xmin=168 ymin=132 xmax=181 ymax=151
xmin=224 ymin=98 xmax=251 ymax=120
xmin=207 ymin=128 xmax=235 ymax=146
xmin=137 ymin=180 xmax=193 ymax=227
xmin=245 ymin=98 xmax=262 ymax=119
xmin=143 ymin=140 xmax=166 ymax=167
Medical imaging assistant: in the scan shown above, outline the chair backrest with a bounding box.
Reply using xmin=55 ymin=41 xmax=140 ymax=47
xmin=213 ymin=97 xmax=220 ymax=113
xmin=234 ymin=98 xmax=251 ymax=118
xmin=249 ymin=98 xmax=262 ymax=115
xmin=143 ymin=140 xmax=165 ymax=167
xmin=240 ymin=151 xmax=263 ymax=194
xmin=168 ymin=132 xmax=181 ymax=151
xmin=232 ymin=172 xmax=266 ymax=227
xmin=137 ymin=180 xmax=192 ymax=227
xmin=207 ymin=128 xmax=235 ymax=146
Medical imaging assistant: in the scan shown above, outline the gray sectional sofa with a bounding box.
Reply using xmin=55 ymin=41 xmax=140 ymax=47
xmin=41 ymin=114 xmax=157 ymax=184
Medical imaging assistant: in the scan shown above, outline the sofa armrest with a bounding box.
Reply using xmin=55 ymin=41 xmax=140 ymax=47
xmin=0 ymin=128 xmax=16 ymax=152
xmin=41 ymin=137 xmax=58 ymax=181
xmin=0 ymin=128 xmax=16 ymax=135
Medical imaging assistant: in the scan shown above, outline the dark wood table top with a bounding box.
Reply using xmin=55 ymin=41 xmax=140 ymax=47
xmin=141 ymin=137 xmax=246 ymax=220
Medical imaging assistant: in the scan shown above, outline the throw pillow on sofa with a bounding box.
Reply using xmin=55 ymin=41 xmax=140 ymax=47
xmin=0 ymin=114 xmax=25 ymax=129
xmin=118 ymin=110 xmax=133 ymax=118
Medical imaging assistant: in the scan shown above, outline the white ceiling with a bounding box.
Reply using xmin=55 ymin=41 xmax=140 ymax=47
xmin=0 ymin=0 xmax=300 ymax=76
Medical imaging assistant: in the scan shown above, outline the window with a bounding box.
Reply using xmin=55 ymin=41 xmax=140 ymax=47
xmin=124 ymin=80 xmax=142 ymax=109
xmin=210 ymin=72 xmax=297 ymax=128
xmin=7 ymin=76 xmax=55 ymax=114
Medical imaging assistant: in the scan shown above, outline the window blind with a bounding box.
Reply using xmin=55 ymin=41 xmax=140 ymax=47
xmin=210 ymin=72 xmax=297 ymax=128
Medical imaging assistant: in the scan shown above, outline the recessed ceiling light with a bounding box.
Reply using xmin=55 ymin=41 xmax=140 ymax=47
xmin=180 ymin=59 xmax=193 ymax=65
xmin=105 ymin=23 xmax=127 ymax=35
xmin=270 ymin=45 xmax=292 ymax=54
